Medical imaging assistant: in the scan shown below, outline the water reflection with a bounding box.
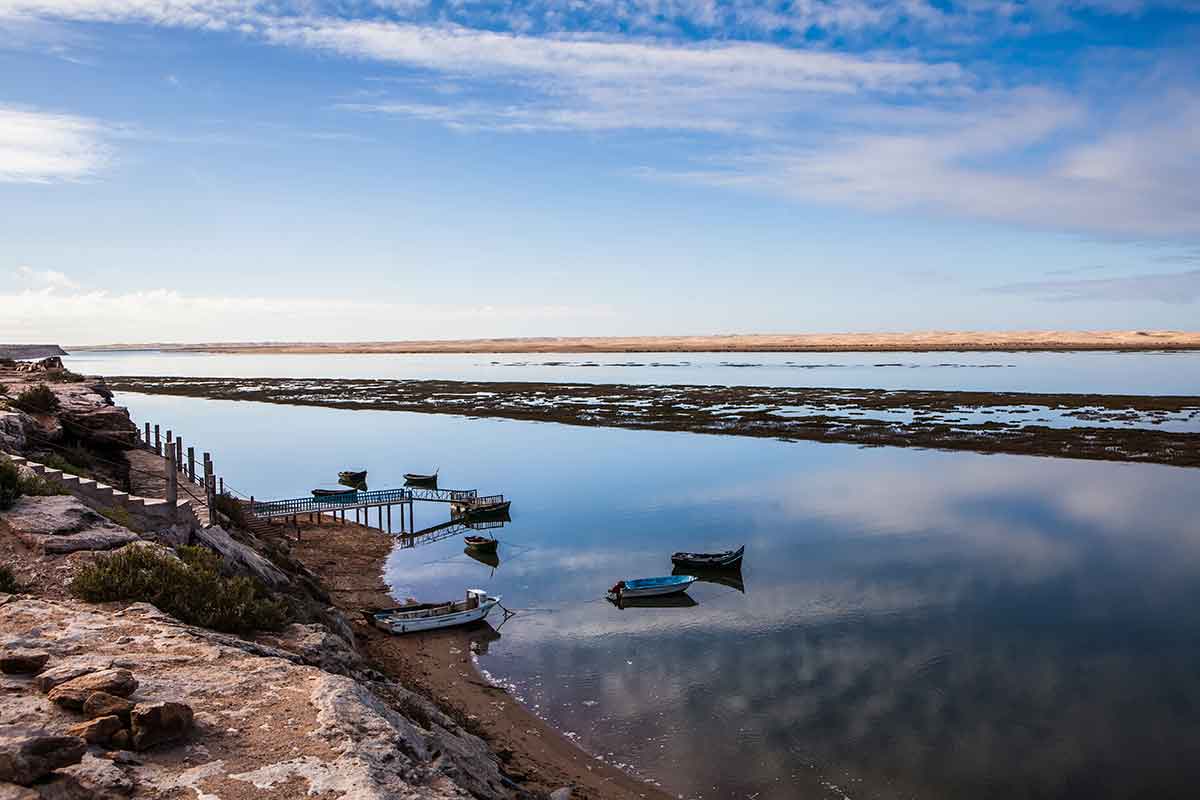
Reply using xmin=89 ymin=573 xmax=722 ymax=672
xmin=68 ymin=348 xmax=1200 ymax=394
xmin=106 ymin=391 xmax=1200 ymax=800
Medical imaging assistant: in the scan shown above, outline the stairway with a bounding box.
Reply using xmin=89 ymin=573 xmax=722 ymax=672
xmin=3 ymin=454 xmax=200 ymax=529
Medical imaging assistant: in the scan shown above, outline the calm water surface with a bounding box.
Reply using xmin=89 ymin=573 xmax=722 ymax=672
xmin=114 ymin=391 xmax=1200 ymax=800
xmin=68 ymin=349 xmax=1200 ymax=394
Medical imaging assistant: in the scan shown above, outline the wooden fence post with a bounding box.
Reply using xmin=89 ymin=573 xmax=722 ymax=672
xmin=164 ymin=441 xmax=178 ymax=519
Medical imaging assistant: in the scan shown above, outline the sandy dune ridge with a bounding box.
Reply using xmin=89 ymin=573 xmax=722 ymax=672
xmin=71 ymin=330 xmax=1200 ymax=354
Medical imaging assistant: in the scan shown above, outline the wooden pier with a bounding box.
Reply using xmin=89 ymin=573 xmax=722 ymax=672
xmin=247 ymin=485 xmax=508 ymax=536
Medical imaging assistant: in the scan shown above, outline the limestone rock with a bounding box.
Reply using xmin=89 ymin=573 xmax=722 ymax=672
xmin=48 ymin=670 xmax=137 ymax=710
xmin=13 ymin=357 xmax=64 ymax=373
xmin=549 ymin=788 xmax=573 ymax=800
xmin=24 ymin=773 xmax=96 ymax=800
xmin=82 ymin=693 xmax=134 ymax=725
xmin=64 ymin=716 xmax=124 ymax=747
xmin=129 ymin=703 xmax=192 ymax=751
xmin=34 ymin=659 xmax=112 ymax=693
xmin=0 ymin=734 xmax=86 ymax=786
xmin=192 ymin=525 xmax=289 ymax=589
xmin=259 ymin=623 xmax=361 ymax=676
xmin=61 ymin=754 xmax=134 ymax=797
xmin=0 ymin=782 xmax=37 ymax=800
xmin=0 ymin=650 xmax=49 ymax=675
xmin=0 ymin=411 xmax=33 ymax=452
xmin=4 ymin=498 xmax=138 ymax=555
xmin=2 ymin=497 xmax=106 ymax=537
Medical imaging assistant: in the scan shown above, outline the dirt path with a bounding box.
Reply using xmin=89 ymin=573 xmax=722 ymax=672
xmin=290 ymin=518 xmax=670 ymax=800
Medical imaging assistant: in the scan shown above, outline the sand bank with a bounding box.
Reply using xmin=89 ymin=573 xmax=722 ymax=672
xmin=72 ymin=330 xmax=1200 ymax=354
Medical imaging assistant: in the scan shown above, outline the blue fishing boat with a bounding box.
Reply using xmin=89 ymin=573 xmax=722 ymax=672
xmin=608 ymin=574 xmax=696 ymax=600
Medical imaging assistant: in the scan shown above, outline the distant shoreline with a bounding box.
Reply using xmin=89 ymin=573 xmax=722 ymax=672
xmin=67 ymin=330 xmax=1200 ymax=354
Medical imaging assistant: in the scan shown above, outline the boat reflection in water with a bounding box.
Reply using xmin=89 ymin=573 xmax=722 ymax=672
xmin=607 ymin=593 xmax=699 ymax=610
xmin=469 ymin=623 xmax=502 ymax=655
xmin=673 ymin=564 xmax=745 ymax=593
xmin=465 ymin=545 xmax=501 ymax=570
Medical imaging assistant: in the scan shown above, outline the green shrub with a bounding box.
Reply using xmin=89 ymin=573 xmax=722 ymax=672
xmin=44 ymin=370 xmax=86 ymax=384
xmin=0 ymin=565 xmax=18 ymax=594
xmin=18 ymin=474 xmax=66 ymax=498
xmin=97 ymin=505 xmax=134 ymax=530
xmin=40 ymin=447 xmax=93 ymax=477
xmin=0 ymin=383 xmax=8 ymax=395
xmin=70 ymin=544 xmax=287 ymax=634
xmin=213 ymin=493 xmax=247 ymax=527
xmin=0 ymin=461 xmax=20 ymax=510
xmin=14 ymin=384 xmax=59 ymax=413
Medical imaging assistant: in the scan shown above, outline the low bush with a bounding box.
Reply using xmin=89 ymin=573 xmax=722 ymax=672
xmin=44 ymin=370 xmax=86 ymax=384
xmin=0 ymin=460 xmax=19 ymax=510
xmin=14 ymin=384 xmax=59 ymax=414
xmin=70 ymin=544 xmax=288 ymax=634
xmin=0 ymin=564 xmax=18 ymax=594
xmin=40 ymin=447 xmax=94 ymax=477
xmin=97 ymin=505 xmax=134 ymax=530
xmin=213 ymin=493 xmax=247 ymax=527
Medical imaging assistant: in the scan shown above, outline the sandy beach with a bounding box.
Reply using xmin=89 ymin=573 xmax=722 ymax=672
xmin=290 ymin=517 xmax=670 ymax=800
xmin=72 ymin=330 xmax=1200 ymax=354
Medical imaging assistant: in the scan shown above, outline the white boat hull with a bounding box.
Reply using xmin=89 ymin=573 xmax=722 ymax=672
xmin=373 ymin=593 xmax=500 ymax=635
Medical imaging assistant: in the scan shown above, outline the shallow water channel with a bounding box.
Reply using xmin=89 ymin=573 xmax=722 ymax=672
xmin=111 ymin=388 xmax=1200 ymax=800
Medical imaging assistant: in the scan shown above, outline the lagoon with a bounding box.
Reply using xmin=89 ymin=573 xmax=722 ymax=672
xmin=112 ymin=389 xmax=1200 ymax=800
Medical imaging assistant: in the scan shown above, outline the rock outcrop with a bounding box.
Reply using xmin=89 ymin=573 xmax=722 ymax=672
xmin=0 ymin=734 xmax=86 ymax=786
xmin=0 ymin=596 xmax=517 ymax=799
xmin=3 ymin=497 xmax=139 ymax=555
xmin=0 ymin=650 xmax=50 ymax=675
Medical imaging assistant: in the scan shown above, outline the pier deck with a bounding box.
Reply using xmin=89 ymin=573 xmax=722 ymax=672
xmin=247 ymin=485 xmax=508 ymax=536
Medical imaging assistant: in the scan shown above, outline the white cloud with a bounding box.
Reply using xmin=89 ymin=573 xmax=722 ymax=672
xmin=4 ymin=0 xmax=1199 ymax=236
xmin=647 ymin=87 xmax=1200 ymax=235
xmin=0 ymin=268 xmax=616 ymax=343
xmin=0 ymin=105 xmax=110 ymax=183
xmin=16 ymin=265 xmax=81 ymax=289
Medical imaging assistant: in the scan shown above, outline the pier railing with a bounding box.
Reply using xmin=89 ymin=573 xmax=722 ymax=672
xmin=249 ymin=487 xmax=411 ymax=518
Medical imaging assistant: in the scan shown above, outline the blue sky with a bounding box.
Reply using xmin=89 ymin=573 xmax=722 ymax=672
xmin=0 ymin=0 xmax=1198 ymax=343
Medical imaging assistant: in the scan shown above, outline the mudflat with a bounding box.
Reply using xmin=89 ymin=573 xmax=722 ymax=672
xmin=107 ymin=376 xmax=1200 ymax=469
xmin=291 ymin=518 xmax=670 ymax=800
xmin=72 ymin=330 xmax=1200 ymax=354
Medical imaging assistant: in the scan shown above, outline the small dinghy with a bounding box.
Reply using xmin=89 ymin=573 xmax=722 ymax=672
xmin=670 ymin=544 xmax=744 ymax=570
xmin=368 ymin=589 xmax=500 ymax=635
xmin=608 ymin=575 xmax=696 ymax=601
xmin=404 ymin=471 xmax=438 ymax=486
xmin=464 ymin=535 xmax=498 ymax=552
xmin=466 ymin=500 xmax=511 ymax=517
xmin=312 ymin=488 xmax=357 ymax=500
xmin=338 ymin=470 xmax=367 ymax=484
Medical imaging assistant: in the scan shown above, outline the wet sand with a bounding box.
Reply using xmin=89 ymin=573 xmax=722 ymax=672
xmin=290 ymin=518 xmax=669 ymax=800
xmin=72 ymin=330 xmax=1200 ymax=354
xmin=107 ymin=377 xmax=1200 ymax=469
